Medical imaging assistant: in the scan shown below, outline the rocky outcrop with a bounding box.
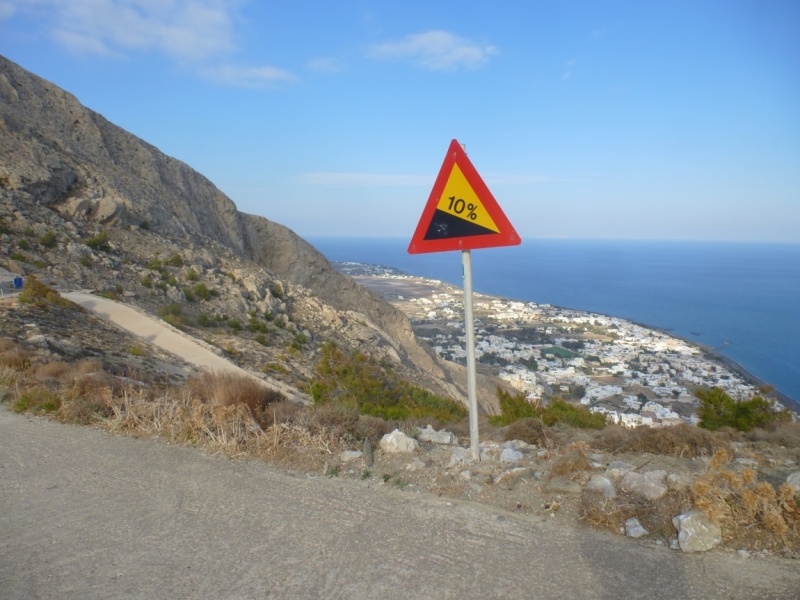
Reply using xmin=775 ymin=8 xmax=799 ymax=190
xmin=0 ymin=54 xmax=498 ymax=412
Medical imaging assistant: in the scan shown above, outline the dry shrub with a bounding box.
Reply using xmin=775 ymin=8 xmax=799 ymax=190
xmin=105 ymin=394 xmax=342 ymax=471
xmin=744 ymin=422 xmax=800 ymax=448
xmin=0 ymin=338 xmax=17 ymax=352
xmin=76 ymin=359 xmax=104 ymax=375
xmin=187 ymin=371 xmax=285 ymax=424
xmin=690 ymin=450 xmax=800 ymax=551
xmin=582 ymin=490 xmax=692 ymax=540
xmin=503 ymin=418 xmax=554 ymax=447
xmin=256 ymin=400 xmax=304 ymax=427
xmin=12 ymin=386 xmax=61 ymax=414
xmin=355 ymin=414 xmax=390 ymax=442
xmin=0 ymin=345 xmax=30 ymax=371
xmin=59 ymin=394 xmax=114 ymax=424
xmin=594 ymin=423 xmax=732 ymax=458
xmin=302 ymin=402 xmax=361 ymax=439
xmin=35 ymin=361 xmax=74 ymax=381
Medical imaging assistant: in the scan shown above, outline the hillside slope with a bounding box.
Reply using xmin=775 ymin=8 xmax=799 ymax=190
xmin=0 ymin=54 xmax=501 ymax=412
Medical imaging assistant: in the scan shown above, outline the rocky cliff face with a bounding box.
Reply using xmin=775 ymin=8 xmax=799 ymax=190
xmin=0 ymin=54 xmax=499 ymax=412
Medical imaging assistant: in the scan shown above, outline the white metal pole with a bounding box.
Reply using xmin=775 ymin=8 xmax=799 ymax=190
xmin=462 ymin=249 xmax=480 ymax=461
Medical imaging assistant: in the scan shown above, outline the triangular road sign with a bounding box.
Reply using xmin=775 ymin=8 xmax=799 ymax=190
xmin=408 ymin=139 xmax=521 ymax=254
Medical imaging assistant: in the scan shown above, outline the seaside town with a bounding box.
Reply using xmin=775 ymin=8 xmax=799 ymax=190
xmin=336 ymin=262 xmax=796 ymax=427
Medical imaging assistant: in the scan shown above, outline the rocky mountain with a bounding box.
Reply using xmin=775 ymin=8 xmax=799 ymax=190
xmin=0 ymin=54 xmax=501 ymax=413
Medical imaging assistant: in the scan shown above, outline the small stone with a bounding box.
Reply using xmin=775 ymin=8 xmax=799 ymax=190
xmin=545 ymin=477 xmax=583 ymax=494
xmin=669 ymin=538 xmax=680 ymax=550
xmin=586 ymin=474 xmax=617 ymax=499
xmin=500 ymin=448 xmax=524 ymax=464
xmin=363 ymin=437 xmax=373 ymax=467
xmin=537 ymin=450 xmax=548 ymax=458
xmin=589 ymin=453 xmax=606 ymax=463
xmin=459 ymin=470 xmax=472 ymax=481
xmin=472 ymin=473 xmax=492 ymax=485
xmin=626 ymin=517 xmax=648 ymax=538
xmin=494 ymin=467 xmax=530 ymax=488
xmin=672 ymin=510 xmax=722 ymax=553
xmin=786 ymin=471 xmax=800 ymax=492
xmin=621 ymin=471 xmax=667 ymax=501
xmin=380 ymin=429 xmax=419 ymax=454
xmin=405 ymin=457 xmax=426 ymax=472
xmin=605 ymin=461 xmax=634 ymax=480
xmin=735 ymin=458 xmax=759 ymax=468
xmin=738 ymin=549 xmax=751 ymax=558
xmin=340 ymin=450 xmax=362 ymax=463
xmin=590 ymin=462 xmax=605 ymax=470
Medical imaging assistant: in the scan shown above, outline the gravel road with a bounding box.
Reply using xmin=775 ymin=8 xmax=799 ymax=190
xmin=1 ymin=407 xmax=798 ymax=599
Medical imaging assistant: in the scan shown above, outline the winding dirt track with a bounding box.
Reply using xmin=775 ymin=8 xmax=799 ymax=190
xmin=63 ymin=292 xmax=306 ymax=404
xmin=1 ymin=408 xmax=798 ymax=599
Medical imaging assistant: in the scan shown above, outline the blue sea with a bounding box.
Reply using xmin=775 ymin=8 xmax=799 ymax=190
xmin=308 ymin=237 xmax=800 ymax=405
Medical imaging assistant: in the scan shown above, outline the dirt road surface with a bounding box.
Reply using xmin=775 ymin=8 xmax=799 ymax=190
xmin=63 ymin=292 xmax=306 ymax=403
xmin=1 ymin=408 xmax=798 ymax=599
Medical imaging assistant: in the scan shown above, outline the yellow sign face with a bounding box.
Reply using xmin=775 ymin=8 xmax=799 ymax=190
xmin=435 ymin=164 xmax=500 ymax=233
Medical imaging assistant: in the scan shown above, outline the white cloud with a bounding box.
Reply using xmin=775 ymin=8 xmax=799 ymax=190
xmin=307 ymin=57 xmax=343 ymax=73
xmin=198 ymin=64 xmax=295 ymax=87
xmin=369 ymin=30 xmax=498 ymax=71
xmin=300 ymin=173 xmax=433 ymax=186
xmin=5 ymin=0 xmax=295 ymax=86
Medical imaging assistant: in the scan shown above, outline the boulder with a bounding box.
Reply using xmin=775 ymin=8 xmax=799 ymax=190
xmin=380 ymin=429 xmax=419 ymax=454
xmin=586 ymin=474 xmax=617 ymax=499
xmin=672 ymin=510 xmax=721 ymax=553
xmin=605 ymin=461 xmax=634 ymax=480
xmin=551 ymin=450 xmax=590 ymax=477
xmin=621 ymin=471 xmax=667 ymax=501
xmin=416 ymin=424 xmax=457 ymax=445
xmin=625 ymin=517 xmax=648 ymax=538
xmin=786 ymin=471 xmax=800 ymax=492
xmin=500 ymin=448 xmax=524 ymax=464
xmin=667 ymin=473 xmax=694 ymax=493
xmin=340 ymin=450 xmax=362 ymax=463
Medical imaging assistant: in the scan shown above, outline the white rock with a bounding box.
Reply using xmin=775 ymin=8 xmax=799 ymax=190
xmin=500 ymin=441 xmax=517 ymax=450
xmin=735 ymin=458 xmax=759 ymax=468
xmin=459 ymin=470 xmax=472 ymax=481
xmin=625 ymin=517 xmax=648 ymax=538
xmin=380 ymin=429 xmax=419 ymax=454
xmin=672 ymin=510 xmax=722 ymax=553
xmin=500 ymin=448 xmax=524 ymax=464
xmin=738 ymin=549 xmax=751 ymax=558
xmin=448 ymin=447 xmax=489 ymax=468
xmin=606 ymin=461 xmax=634 ymax=480
xmin=669 ymin=538 xmax=680 ymax=550
xmin=586 ymin=474 xmax=617 ymax=499
xmin=340 ymin=450 xmax=362 ymax=463
xmin=416 ymin=424 xmax=457 ymax=445
xmin=786 ymin=471 xmax=800 ymax=492
xmin=621 ymin=471 xmax=667 ymax=501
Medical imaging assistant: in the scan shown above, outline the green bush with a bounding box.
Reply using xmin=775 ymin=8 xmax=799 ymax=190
xmin=697 ymin=387 xmax=791 ymax=432
xmin=255 ymin=334 xmax=268 ymax=346
xmin=489 ymin=389 xmax=605 ymax=429
xmin=39 ymin=231 xmax=57 ymax=248
xmin=139 ymin=220 xmax=150 ymax=230
xmin=305 ymin=342 xmax=467 ymax=422
xmin=9 ymin=252 xmax=26 ymax=262
xmin=80 ymin=256 xmax=91 ymax=268
xmin=197 ymin=313 xmax=211 ymax=327
xmin=227 ymin=318 xmax=242 ymax=331
xmin=141 ymin=276 xmax=153 ymax=288
xmin=84 ymin=231 xmax=110 ymax=251
xmin=167 ymin=276 xmax=178 ymax=287
xmin=186 ymin=268 xmax=198 ymax=281
xmin=192 ymin=282 xmax=215 ymax=300
xmin=168 ymin=253 xmax=183 ymax=267
xmin=147 ymin=257 xmax=162 ymax=270
xmin=17 ymin=238 xmax=30 ymax=250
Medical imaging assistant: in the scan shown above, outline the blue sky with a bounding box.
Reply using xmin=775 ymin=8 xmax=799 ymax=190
xmin=1 ymin=1 xmax=798 ymax=241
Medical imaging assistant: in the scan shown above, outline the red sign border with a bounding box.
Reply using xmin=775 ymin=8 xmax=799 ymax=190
xmin=407 ymin=139 xmax=521 ymax=254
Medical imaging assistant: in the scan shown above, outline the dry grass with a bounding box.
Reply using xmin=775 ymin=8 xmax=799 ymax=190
xmin=689 ymin=450 xmax=800 ymax=551
xmin=186 ymin=371 xmax=286 ymax=427
xmin=592 ymin=423 xmax=733 ymax=458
